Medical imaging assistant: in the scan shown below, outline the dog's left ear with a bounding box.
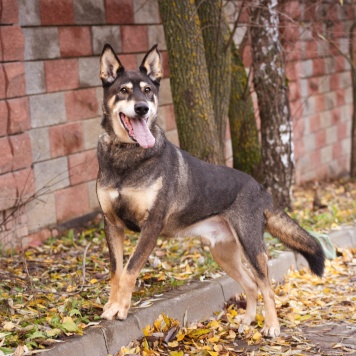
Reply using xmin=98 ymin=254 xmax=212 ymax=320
xmin=140 ymin=44 xmax=162 ymax=84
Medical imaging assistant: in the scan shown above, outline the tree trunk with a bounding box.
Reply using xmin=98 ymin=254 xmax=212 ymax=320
xmin=250 ymin=0 xmax=294 ymax=210
xmin=229 ymin=42 xmax=261 ymax=175
xmin=350 ymin=20 xmax=356 ymax=178
xmin=158 ymin=0 xmax=224 ymax=165
xmin=196 ymin=0 xmax=231 ymax=161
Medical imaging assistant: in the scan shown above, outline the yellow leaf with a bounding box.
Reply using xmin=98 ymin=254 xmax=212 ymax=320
xmin=143 ymin=324 xmax=152 ymax=336
xmin=252 ymin=331 xmax=262 ymax=341
xmin=168 ymin=340 xmax=179 ymax=347
xmin=209 ymin=320 xmax=220 ymax=329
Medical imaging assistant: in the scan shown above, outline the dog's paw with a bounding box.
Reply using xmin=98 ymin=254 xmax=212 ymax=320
xmin=261 ymin=324 xmax=280 ymax=338
xmin=101 ymin=302 xmax=129 ymax=321
xmin=236 ymin=313 xmax=255 ymax=326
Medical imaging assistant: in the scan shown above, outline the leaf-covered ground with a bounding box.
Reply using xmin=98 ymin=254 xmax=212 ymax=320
xmin=117 ymin=249 xmax=356 ymax=356
xmin=0 ymin=179 xmax=355 ymax=354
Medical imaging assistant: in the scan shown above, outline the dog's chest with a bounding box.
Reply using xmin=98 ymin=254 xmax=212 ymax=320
xmin=97 ymin=177 xmax=163 ymax=230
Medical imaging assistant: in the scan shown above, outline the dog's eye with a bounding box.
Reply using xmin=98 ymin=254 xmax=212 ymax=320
xmin=144 ymin=87 xmax=151 ymax=93
xmin=120 ymin=87 xmax=128 ymax=94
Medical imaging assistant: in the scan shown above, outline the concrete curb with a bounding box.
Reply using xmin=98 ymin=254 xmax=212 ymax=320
xmin=49 ymin=227 xmax=356 ymax=356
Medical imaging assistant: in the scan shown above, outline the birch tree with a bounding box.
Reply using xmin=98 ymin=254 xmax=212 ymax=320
xmin=251 ymin=0 xmax=294 ymax=209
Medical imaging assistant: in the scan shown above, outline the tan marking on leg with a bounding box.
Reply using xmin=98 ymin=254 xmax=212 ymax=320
xmin=209 ymin=234 xmax=258 ymax=326
xmin=250 ymin=252 xmax=280 ymax=337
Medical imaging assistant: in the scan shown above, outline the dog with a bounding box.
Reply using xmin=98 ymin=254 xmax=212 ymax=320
xmin=96 ymin=43 xmax=325 ymax=337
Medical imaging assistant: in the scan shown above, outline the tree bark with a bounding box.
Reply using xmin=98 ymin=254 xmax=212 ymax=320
xmin=350 ymin=20 xmax=356 ymax=178
xmin=229 ymin=42 xmax=261 ymax=175
xmin=158 ymin=0 xmax=224 ymax=165
xmin=250 ymin=0 xmax=294 ymax=210
xmin=196 ymin=0 xmax=231 ymax=161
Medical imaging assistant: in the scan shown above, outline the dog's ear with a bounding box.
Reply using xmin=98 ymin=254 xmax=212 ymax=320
xmin=139 ymin=44 xmax=162 ymax=84
xmin=100 ymin=44 xmax=124 ymax=85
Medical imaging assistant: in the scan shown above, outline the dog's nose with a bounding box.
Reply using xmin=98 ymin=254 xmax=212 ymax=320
xmin=134 ymin=102 xmax=149 ymax=116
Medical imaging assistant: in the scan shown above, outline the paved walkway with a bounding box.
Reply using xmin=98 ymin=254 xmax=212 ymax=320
xmin=236 ymin=323 xmax=356 ymax=355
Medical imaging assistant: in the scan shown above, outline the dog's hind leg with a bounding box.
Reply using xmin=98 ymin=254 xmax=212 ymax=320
xmin=232 ymin=215 xmax=280 ymax=337
xmin=209 ymin=237 xmax=259 ymax=326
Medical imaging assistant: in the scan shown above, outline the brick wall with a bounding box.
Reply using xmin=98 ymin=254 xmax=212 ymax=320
xmin=0 ymin=0 xmax=355 ymax=248
xmin=0 ymin=0 xmax=177 ymax=248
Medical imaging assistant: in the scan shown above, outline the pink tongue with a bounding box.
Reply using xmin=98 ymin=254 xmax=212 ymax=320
xmin=130 ymin=118 xmax=155 ymax=149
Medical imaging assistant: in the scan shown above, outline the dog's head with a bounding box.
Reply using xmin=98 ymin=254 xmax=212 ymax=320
xmin=99 ymin=44 xmax=162 ymax=149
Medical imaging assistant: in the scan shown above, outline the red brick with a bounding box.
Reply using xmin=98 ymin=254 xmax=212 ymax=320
xmin=0 ymin=137 xmax=13 ymax=174
xmin=68 ymin=149 xmax=98 ymax=185
xmin=0 ymin=26 xmax=24 ymax=61
xmin=40 ymin=0 xmax=74 ymax=25
xmin=302 ymin=2 xmax=316 ymax=21
xmin=332 ymin=22 xmax=345 ymax=39
xmin=313 ymin=58 xmax=324 ymax=77
xmin=315 ymin=130 xmax=326 ymax=149
xmin=293 ymin=138 xmax=304 ymax=160
xmin=304 ymin=41 xmax=318 ymax=60
xmin=3 ymin=62 xmax=26 ymax=98
xmin=7 ymin=97 xmax=30 ymax=134
xmin=120 ymin=54 xmax=138 ymax=70
xmin=13 ymin=167 xmax=36 ymax=197
xmin=161 ymin=51 xmax=170 ymax=78
xmin=337 ymin=121 xmax=348 ymax=140
xmin=309 ymin=149 xmax=321 ymax=167
xmin=0 ymin=0 xmax=19 ymax=24
xmin=293 ymin=117 xmax=305 ymax=140
xmin=242 ymin=44 xmax=252 ymax=68
xmin=164 ymin=104 xmax=176 ymax=131
xmin=58 ymin=26 xmax=92 ymax=57
xmin=329 ymin=73 xmax=339 ymax=91
xmin=0 ymin=65 xmax=5 ymax=99
xmin=288 ymin=81 xmax=300 ymax=101
xmin=308 ymin=78 xmax=319 ymax=95
xmin=285 ymin=41 xmax=302 ymax=62
xmin=332 ymin=57 xmax=345 ymax=72
xmin=22 ymin=229 xmax=51 ymax=249
xmin=44 ymin=58 xmax=79 ymax=92
xmin=285 ymin=62 xmax=297 ymax=81
xmin=280 ymin=23 xmax=299 ymax=44
xmin=49 ymin=122 xmax=84 ymax=157
xmin=332 ymin=141 xmax=342 ymax=160
xmin=331 ymin=107 xmax=340 ymax=125
xmin=0 ymin=101 xmax=8 ymax=136
xmin=0 ymin=172 xmax=17 ymax=211
xmin=282 ymin=1 xmax=301 ymax=20
xmin=309 ymin=114 xmax=320 ymax=133
xmin=106 ymin=0 xmax=134 ymax=24
xmin=315 ymin=94 xmax=325 ymax=112
xmin=121 ymin=26 xmax=148 ymax=53
xmin=10 ymin=133 xmax=32 ymax=171
xmin=65 ymin=88 xmax=99 ymax=121
xmin=54 ymin=183 xmax=90 ymax=223
xmin=336 ymin=89 xmax=346 ymax=106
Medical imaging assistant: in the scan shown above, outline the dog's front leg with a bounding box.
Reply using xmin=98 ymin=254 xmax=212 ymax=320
xmin=101 ymin=221 xmax=162 ymax=321
xmin=101 ymin=217 xmax=125 ymax=316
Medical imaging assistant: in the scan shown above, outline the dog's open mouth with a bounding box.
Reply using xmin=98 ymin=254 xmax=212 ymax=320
xmin=119 ymin=113 xmax=155 ymax=149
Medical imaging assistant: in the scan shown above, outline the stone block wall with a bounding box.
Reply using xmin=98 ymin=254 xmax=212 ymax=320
xmin=0 ymin=0 xmax=355 ymax=248
xmin=0 ymin=0 xmax=177 ymax=248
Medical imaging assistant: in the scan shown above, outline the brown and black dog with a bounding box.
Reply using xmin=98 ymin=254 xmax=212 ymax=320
xmin=96 ymin=43 xmax=325 ymax=337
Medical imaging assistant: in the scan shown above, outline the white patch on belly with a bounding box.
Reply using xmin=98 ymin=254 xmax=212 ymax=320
xmin=176 ymin=216 xmax=233 ymax=248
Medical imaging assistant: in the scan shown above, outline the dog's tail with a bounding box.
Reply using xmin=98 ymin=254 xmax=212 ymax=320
xmin=265 ymin=209 xmax=325 ymax=276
